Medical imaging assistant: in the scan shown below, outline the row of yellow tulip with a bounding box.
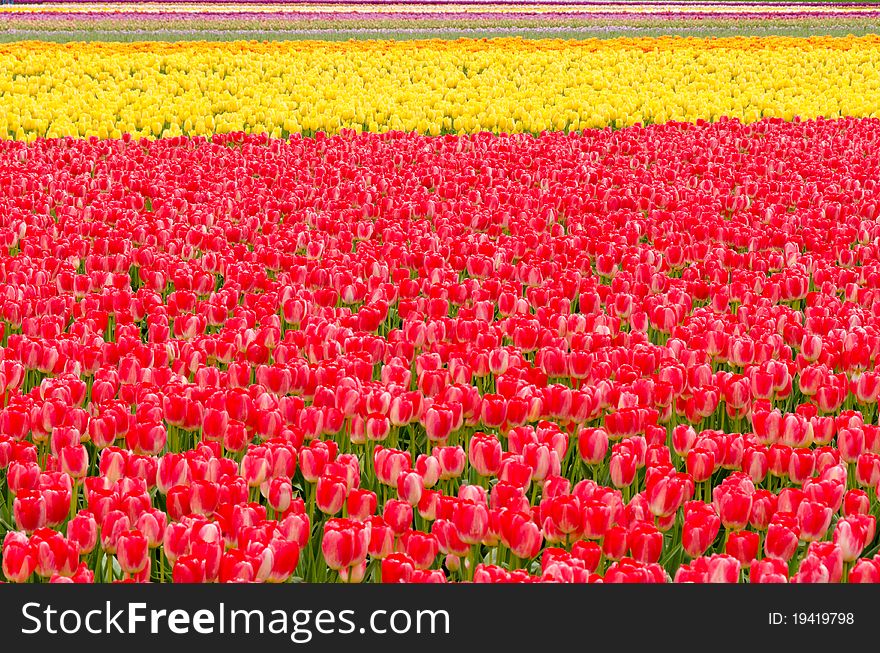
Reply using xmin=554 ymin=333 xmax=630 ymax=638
xmin=3 ymin=36 xmax=880 ymax=140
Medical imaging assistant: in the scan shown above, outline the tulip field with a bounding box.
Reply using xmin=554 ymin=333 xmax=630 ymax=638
xmin=4 ymin=2 xmax=880 ymax=40
xmin=5 ymin=3 xmax=880 ymax=586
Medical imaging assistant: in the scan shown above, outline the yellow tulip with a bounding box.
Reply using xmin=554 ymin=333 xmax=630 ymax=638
xmin=2 ymin=37 xmax=880 ymax=141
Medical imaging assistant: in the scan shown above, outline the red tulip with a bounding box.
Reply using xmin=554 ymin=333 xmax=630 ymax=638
xmin=29 ymin=528 xmax=77 ymax=579
xmin=498 ymin=455 xmax=533 ymax=490
xmin=645 ymin=474 xmax=688 ymax=519
xmin=856 ymin=453 xmax=880 ymax=488
xmin=365 ymin=413 xmax=391 ymax=442
xmin=796 ymin=500 xmax=833 ymax=543
xmin=396 ymin=470 xmax=424 ymax=506
xmin=51 ymin=563 xmax=94 ymax=584
xmin=300 ymin=441 xmax=336 ymax=483
xmin=263 ymin=477 xmax=293 ymax=513
xmin=469 ymin=433 xmax=503 ymax=476
xmin=497 ymin=510 xmax=541 ymax=559
xmin=100 ymin=510 xmax=131 ymax=554
xmin=218 ymin=548 xmax=262 ymax=584
xmin=791 ymin=553 xmax=832 ymax=584
xmin=322 ymin=518 xmax=369 ymax=573
xmin=742 ymin=446 xmax=769 ymax=483
xmin=432 ymin=519 xmax=470 ymax=557
xmin=686 ymin=448 xmax=715 ymax=483
xmin=575 ymin=427 xmax=608 ymax=467
xmin=374 ymin=446 xmax=410 ymax=486
xmin=383 ymin=500 xmax=413 ymax=535
xmin=671 ymin=425 xmax=698 ymax=456
xmin=42 ymin=482 xmax=72 ymax=528
xmin=604 ymin=558 xmax=666 ymax=583
xmin=843 ymin=489 xmax=871 ymax=516
xmin=116 ymin=530 xmax=150 ymax=575
xmin=165 ymin=485 xmax=191 ymax=522
xmin=67 ymin=510 xmax=98 ymax=555
xmin=850 ymin=559 xmax=880 ymax=583
xmin=173 ymin=556 xmax=206 ymax=583
xmin=127 ymin=422 xmax=166 ymax=456
xmin=581 ymin=498 xmax=614 ymax=540
xmin=2 ymin=532 xmax=36 ymax=582
xmin=13 ymin=489 xmax=46 ymax=533
xmin=725 ymin=530 xmax=760 ymax=568
xmin=682 ymin=502 xmax=721 ymax=558
xmin=162 ymin=522 xmax=190 ymax=565
xmin=609 ymin=449 xmax=637 ymax=489
xmin=240 ymin=448 xmax=271 ymax=488
xmin=266 ymin=539 xmax=300 ymax=583
xmin=714 ymin=487 xmax=752 ymax=531
xmin=59 ymin=445 xmax=89 ymax=479
xmin=569 ymin=541 xmax=601 ymax=573
xmin=764 ymin=513 xmax=800 ymax=562
xmin=705 ymin=554 xmax=741 ymax=583
xmin=382 ymin=553 xmax=416 ymax=584
xmin=750 ymin=558 xmax=789 ymax=584
xmin=400 ymin=530 xmax=440 ymax=570
xmin=837 ymin=427 xmax=866 ymax=464
xmin=155 ymin=453 xmax=188 ymax=494
xmin=767 ymin=444 xmax=792 ymax=478
xmin=452 ymin=501 xmax=489 ymax=545
xmin=136 ymin=509 xmax=167 ymax=549
xmin=423 ymin=406 xmax=454 ymax=442
xmin=777 ymin=487 xmax=807 ymax=514
xmin=190 ymin=480 xmax=220 ymax=516
xmin=316 ymin=474 xmax=348 ymax=516
xmin=278 ymin=512 xmax=311 ymax=549
xmin=834 ymin=515 xmax=876 ymax=562
xmin=787 ymin=448 xmax=815 ymax=485
xmin=627 ymin=522 xmax=663 ymax=564
xmin=367 ymin=517 xmax=395 ymax=560
xmin=434 ymin=446 xmax=466 ymax=480
xmin=346 ymin=488 xmax=377 ymax=521
xmin=8 ymin=461 xmax=40 ymax=495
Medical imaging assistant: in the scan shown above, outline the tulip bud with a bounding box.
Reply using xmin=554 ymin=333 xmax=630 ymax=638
xmin=834 ymin=515 xmax=876 ymax=562
xmin=13 ymin=490 xmax=47 ymax=533
xmin=67 ymin=510 xmax=98 ymax=555
xmin=725 ymin=530 xmax=760 ymax=568
xmin=850 ymin=559 xmax=880 ymax=583
xmin=609 ymin=450 xmax=637 ymax=489
xmin=577 ymin=427 xmax=609 ymax=465
xmin=59 ymin=445 xmax=89 ymax=480
xmin=2 ymin=532 xmax=36 ymax=582
xmin=765 ymin=514 xmax=800 ymax=562
xmin=797 ymin=500 xmax=833 ymax=543
xmin=469 ymin=433 xmax=503 ymax=476
xmin=382 ymin=553 xmax=416 ymax=584
xmin=750 ymin=558 xmax=789 ymax=583
xmin=346 ymin=488 xmax=377 ymax=521
xmin=263 ymin=477 xmax=293 ymax=513
xmin=434 ymin=446 xmax=466 ymax=480
xmin=401 ymin=530 xmax=440 ymax=570
xmin=117 ymin=530 xmax=150 ymax=575
xmin=843 ymin=489 xmax=871 ymax=516
xmin=316 ymin=474 xmax=348 ymax=516
xmin=627 ymin=523 xmax=663 ymax=564
xmin=682 ymin=502 xmax=721 ymax=558
xmin=396 ymin=470 xmax=424 ymax=506
xmin=190 ymin=480 xmax=220 ymax=517
xmin=322 ymin=518 xmax=369 ymax=572
xmin=383 ymin=500 xmax=413 ymax=535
